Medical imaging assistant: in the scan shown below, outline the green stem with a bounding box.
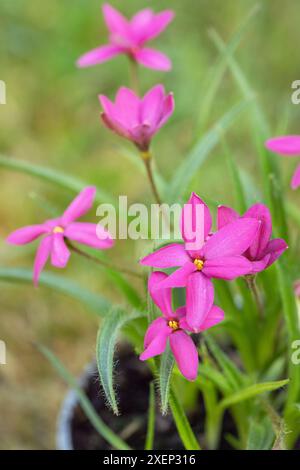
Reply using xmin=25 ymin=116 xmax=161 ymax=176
xmin=129 ymin=57 xmax=140 ymax=95
xmin=246 ymin=274 xmax=264 ymax=317
xmin=142 ymin=152 xmax=163 ymax=206
xmin=67 ymin=241 xmax=143 ymax=279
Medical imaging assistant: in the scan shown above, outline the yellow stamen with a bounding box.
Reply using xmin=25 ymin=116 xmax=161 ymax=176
xmin=53 ymin=226 xmax=64 ymax=234
xmin=168 ymin=320 xmax=179 ymax=331
xmin=194 ymin=258 xmax=204 ymax=271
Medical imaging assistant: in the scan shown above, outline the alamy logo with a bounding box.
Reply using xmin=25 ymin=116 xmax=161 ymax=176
xmin=0 ymin=340 xmax=6 ymax=365
xmin=291 ymin=80 xmax=300 ymax=105
xmin=0 ymin=80 xmax=6 ymax=104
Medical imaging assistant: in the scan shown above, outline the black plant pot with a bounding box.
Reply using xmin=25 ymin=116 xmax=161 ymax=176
xmin=56 ymin=344 xmax=236 ymax=450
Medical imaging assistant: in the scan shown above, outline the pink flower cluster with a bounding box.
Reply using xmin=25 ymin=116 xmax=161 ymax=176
xmin=140 ymin=193 xmax=287 ymax=379
xmin=6 ymin=4 xmax=290 ymax=384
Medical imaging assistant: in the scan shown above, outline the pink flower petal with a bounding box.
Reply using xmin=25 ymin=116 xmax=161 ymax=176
xmin=291 ymin=164 xmax=300 ymax=189
xmin=50 ymin=233 xmax=70 ymax=268
xmin=102 ymin=3 xmax=129 ymax=39
xmin=200 ymin=305 xmax=225 ymax=331
xmin=264 ymin=238 xmax=288 ymax=268
xmin=61 ymin=187 xmax=96 ymax=225
xmin=140 ymin=325 xmax=170 ymax=360
xmin=203 ymin=218 xmax=260 ymax=259
xmin=130 ymin=9 xmax=154 ymax=43
xmin=115 ymin=87 xmax=140 ymax=129
xmin=77 ymin=45 xmax=124 ymax=68
xmin=156 ymin=93 xmax=175 ymax=129
xmin=64 ymin=222 xmax=114 ymax=250
xmin=244 ymin=204 xmax=272 ymax=259
xmin=100 ymin=112 xmax=131 ymax=140
xmin=7 ymin=224 xmax=48 ymax=245
xmin=250 ymin=254 xmax=271 ymax=274
xmin=143 ymin=317 xmax=167 ymax=348
xmin=217 ymin=205 xmax=238 ymax=230
xmin=186 ymin=272 xmax=214 ymax=332
xmin=203 ymin=255 xmax=252 ymax=280
xmin=175 ymin=306 xmax=187 ymax=319
xmin=134 ymin=48 xmax=172 ymax=71
xmin=169 ymin=331 xmax=198 ymax=381
xmin=140 ymin=243 xmax=190 ymax=268
xmin=148 ymin=271 xmax=174 ymax=318
xmin=141 ymin=10 xmax=175 ymax=43
xmin=141 ymin=84 xmax=165 ymax=128
xmin=33 ymin=236 xmax=52 ymax=287
xmin=181 ymin=192 xmax=212 ymax=252
xmin=154 ymin=262 xmax=196 ymax=289
xmin=265 ymin=136 xmax=300 ymax=156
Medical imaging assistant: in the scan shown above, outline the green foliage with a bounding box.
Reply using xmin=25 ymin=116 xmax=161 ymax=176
xmin=145 ymin=382 xmax=156 ymax=450
xmin=0 ymin=267 xmax=110 ymax=316
xmin=159 ymin=343 xmax=175 ymax=415
xmin=96 ymin=307 xmax=145 ymax=415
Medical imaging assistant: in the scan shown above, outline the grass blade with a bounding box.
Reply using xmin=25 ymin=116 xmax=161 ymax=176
xmin=0 ymin=267 xmax=110 ymax=315
xmin=168 ymin=99 xmax=251 ymax=204
xmin=145 ymin=382 xmax=156 ymax=450
xmin=198 ymin=3 xmax=261 ymax=131
xmin=38 ymin=344 xmax=130 ymax=450
xmin=0 ymin=154 xmax=115 ymax=204
xmin=204 ymin=333 xmax=246 ymax=390
xmin=217 ymin=379 xmax=289 ymax=412
xmin=169 ymin=388 xmax=201 ymax=450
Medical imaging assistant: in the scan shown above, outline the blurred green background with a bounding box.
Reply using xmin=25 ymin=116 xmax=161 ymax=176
xmin=1 ymin=0 xmax=300 ymax=449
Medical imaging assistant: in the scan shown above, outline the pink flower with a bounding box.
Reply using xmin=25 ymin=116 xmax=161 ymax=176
xmin=140 ymin=272 xmax=224 ymax=381
xmin=265 ymin=136 xmax=300 ymax=189
xmin=218 ymin=203 xmax=288 ymax=274
xmin=77 ymin=4 xmax=174 ymax=71
xmin=140 ymin=193 xmax=259 ymax=331
xmin=6 ymin=187 xmax=114 ymax=286
xmin=99 ymin=85 xmax=174 ymax=151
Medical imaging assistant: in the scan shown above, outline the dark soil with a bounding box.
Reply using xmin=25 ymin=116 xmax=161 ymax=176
xmin=71 ymin=343 xmax=237 ymax=450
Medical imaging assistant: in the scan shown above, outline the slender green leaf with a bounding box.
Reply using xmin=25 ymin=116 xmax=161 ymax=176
xmin=169 ymin=388 xmax=201 ymax=450
xmin=167 ymin=99 xmax=252 ymax=203
xmin=224 ymin=144 xmax=247 ymax=213
xmin=198 ymin=3 xmax=261 ymax=131
xmin=209 ymin=32 xmax=288 ymax=240
xmin=198 ymin=379 xmax=222 ymax=449
xmin=197 ymin=364 xmax=231 ymax=395
xmin=204 ymin=333 xmax=246 ymax=390
xmin=105 ymin=269 xmax=143 ymax=309
xmin=38 ymin=344 xmax=130 ymax=450
xmin=217 ymin=379 xmax=289 ymax=412
xmin=0 ymin=267 xmax=109 ymax=315
xmin=287 ymin=201 xmax=300 ymax=229
xmin=96 ymin=307 xmax=144 ymax=415
xmin=0 ymin=154 xmax=115 ymax=204
xmin=276 ymin=261 xmax=300 ymax=447
xmin=159 ymin=343 xmax=175 ymax=415
xmin=145 ymin=382 xmax=156 ymax=450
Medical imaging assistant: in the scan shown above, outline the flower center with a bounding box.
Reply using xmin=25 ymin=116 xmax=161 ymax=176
xmin=168 ymin=320 xmax=179 ymax=331
xmin=53 ymin=226 xmax=64 ymax=234
xmin=194 ymin=258 xmax=204 ymax=271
